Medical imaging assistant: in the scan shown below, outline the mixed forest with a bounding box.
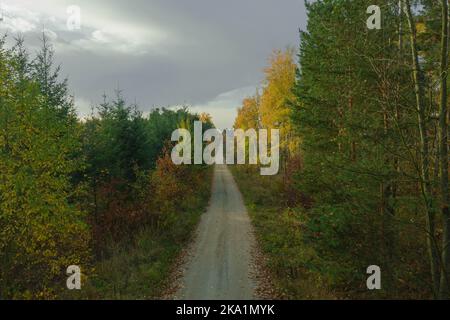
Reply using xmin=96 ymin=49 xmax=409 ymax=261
xmin=0 ymin=35 xmax=213 ymax=299
xmin=233 ymin=0 xmax=450 ymax=299
xmin=1 ymin=0 xmax=450 ymax=300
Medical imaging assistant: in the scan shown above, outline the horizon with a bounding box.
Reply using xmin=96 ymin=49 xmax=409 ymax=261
xmin=0 ymin=0 xmax=307 ymax=130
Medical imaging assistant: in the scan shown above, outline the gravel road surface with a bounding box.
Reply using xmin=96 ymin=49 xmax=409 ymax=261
xmin=176 ymin=165 xmax=257 ymax=300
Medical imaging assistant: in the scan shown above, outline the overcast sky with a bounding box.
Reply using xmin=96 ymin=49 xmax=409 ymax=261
xmin=0 ymin=0 xmax=307 ymax=129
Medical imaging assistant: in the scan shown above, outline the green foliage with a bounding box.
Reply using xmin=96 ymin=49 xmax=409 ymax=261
xmin=289 ymin=0 xmax=432 ymax=298
xmin=0 ymin=37 xmax=91 ymax=299
xmin=231 ymin=0 xmax=438 ymax=299
xmin=231 ymin=166 xmax=335 ymax=299
xmin=70 ymin=166 xmax=213 ymax=300
xmin=0 ymin=35 xmax=214 ymax=299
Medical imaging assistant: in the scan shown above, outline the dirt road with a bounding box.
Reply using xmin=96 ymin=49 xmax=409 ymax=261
xmin=175 ymin=165 xmax=257 ymax=300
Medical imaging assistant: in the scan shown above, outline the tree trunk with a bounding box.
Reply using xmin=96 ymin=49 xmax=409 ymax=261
xmin=403 ymin=0 xmax=440 ymax=297
xmin=438 ymin=0 xmax=450 ymax=300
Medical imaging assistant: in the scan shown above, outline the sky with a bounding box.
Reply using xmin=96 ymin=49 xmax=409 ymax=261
xmin=0 ymin=0 xmax=307 ymax=129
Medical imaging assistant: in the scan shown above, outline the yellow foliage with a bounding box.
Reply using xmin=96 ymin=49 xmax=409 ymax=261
xmin=260 ymin=48 xmax=297 ymax=131
xmin=416 ymin=22 xmax=426 ymax=34
xmin=235 ymin=48 xmax=301 ymax=157
xmin=234 ymin=95 xmax=260 ymax=130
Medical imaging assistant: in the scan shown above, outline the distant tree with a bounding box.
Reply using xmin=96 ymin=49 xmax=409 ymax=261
xmin=257 ymin=48 xmax=300 ymax=170
xmin=234 ymin=94 xmax=260 ymax=130
xmin=0 ymin=37 xmax=91 ymax=299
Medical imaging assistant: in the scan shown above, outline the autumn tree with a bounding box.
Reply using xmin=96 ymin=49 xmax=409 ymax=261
xmin=234 ymin=94 xmax=260 ymax=130
xmin=0 ymin=37 xmax=91 ymax=299
xmin=260 ymin=48 xmax=299 ymax=160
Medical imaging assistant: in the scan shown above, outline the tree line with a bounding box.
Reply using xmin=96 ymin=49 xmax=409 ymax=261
xmin=0 ymin=35 xmax=213 ymax=299
xmin=234 ymin=0 xmax=449 ymax=299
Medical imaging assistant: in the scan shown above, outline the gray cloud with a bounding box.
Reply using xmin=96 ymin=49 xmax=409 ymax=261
xmin=0 ymin=0 xmax=307 ymax=128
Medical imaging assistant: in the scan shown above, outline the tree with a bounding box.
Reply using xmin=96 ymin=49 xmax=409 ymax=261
xmin=0 ymin=37 xmax=91 ymax=299
xmin=234 ymin=94 xmax=260 ymax=130
xmin=260 ymin=48 xmax=299 ymax=160
xmin=290 ymin=0 xmax=430 ymax=297
xmin=437 ymin=0 xmax=449 ymax=299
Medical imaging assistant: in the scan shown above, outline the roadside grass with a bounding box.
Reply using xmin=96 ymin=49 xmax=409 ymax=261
xmin=230 ymin=166 xmax=335 ymax=300
xmin=66 ymin=167 xmax=213 ymax=300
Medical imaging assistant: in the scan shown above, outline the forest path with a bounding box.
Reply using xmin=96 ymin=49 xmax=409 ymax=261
xmin=175 ymin=165 xmax=257 ymax=300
